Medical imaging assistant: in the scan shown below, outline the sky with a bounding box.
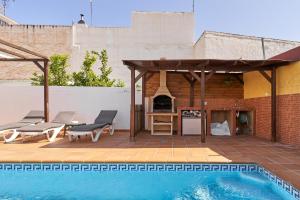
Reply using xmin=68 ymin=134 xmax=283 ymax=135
xmin=5 ymin=0 xmax=300 ymax=42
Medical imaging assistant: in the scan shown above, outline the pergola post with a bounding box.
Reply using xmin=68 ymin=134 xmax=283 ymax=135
xmin=141 ymin=74 xmax=146 ymax=130
xmin=43 ymin=60 xmax=49 ymax=122
xmin=189 ymin=69 xmax=207 ymax=143
xmin=130 ymin=67 xmax=136 ymax=140
xmin=0 ymin=39 xmax=50 ymax=122
xmin=260 ymin=68 xmax=277 ymax=142
xmin=200 ymin=67 xmax=206 ymax=143
xmin=190 ymin=79 xmax=195 ymax=107
xmin=271 ymin=66 xmax=277 ymax=142
xmin=182 ymin=73 xmax=195 ymax=107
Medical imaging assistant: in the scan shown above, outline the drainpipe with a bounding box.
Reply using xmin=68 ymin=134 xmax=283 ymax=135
xmin=261 ymin=37 xmax=266 ymax=59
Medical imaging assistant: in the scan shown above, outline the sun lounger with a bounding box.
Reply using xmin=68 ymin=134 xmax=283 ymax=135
xmin=16 ymin=111 xmax=76 ymax=142
xmin=68 ymin=110 xmax=117 ymax=142
xmin=0 ymin=110 xmax=44 ymax=143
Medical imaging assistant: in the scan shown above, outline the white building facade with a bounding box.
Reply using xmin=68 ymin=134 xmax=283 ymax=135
xmin=0 ymin=11 xmax=299 ymax=85
xmin=71 ymin=12 xmax=195 ymax=84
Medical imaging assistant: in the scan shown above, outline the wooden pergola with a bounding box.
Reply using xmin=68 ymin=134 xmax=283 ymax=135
xmin=0 ymin=38 xmax=50 ymax=121
xmin=123 ymin=59 xmax=293 ymax=143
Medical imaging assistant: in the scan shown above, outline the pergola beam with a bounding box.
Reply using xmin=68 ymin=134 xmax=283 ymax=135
xmin=259 ymin=70 xmax=271 ymax=83
xmin=135 ymin=70 xmax=147 ymax=83
xmin=182 ymin=73 xmax=193 ymax=84
xmin=124 ymin=59 xmax=289 ymax=73
xmin=182 ymin=73 xmax=196 ymax=106
xmin=174 ymin=61 xmax=182 ymax=69
xmin=145 ymin=72 xmax=154 ymax=82
xmin=231 ymin=74 xmax=244 ymax=85
xmin=0 ymin=58 xmax=47 ymax=62
xmin=205 ymin=70 xmax=215 ymax=82
xmin=0 ymin=38 xmax=48 ymax=59
xmin=189 ymin=70 xmax=201 ymax=83
xmin=33 ymin=61 xmax=44 ymax=72
xmin=0 ymin=39 xmax=49 ymax=123
xmin=0 ymin=47 xmax=28 ymax=59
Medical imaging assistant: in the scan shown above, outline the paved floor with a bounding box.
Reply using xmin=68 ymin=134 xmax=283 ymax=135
xmin=0 ymin=131 xmax=300 ymax=189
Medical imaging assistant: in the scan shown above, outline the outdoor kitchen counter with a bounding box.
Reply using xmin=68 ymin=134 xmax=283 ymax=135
xmin=146 ymin=112 xmax=178 ymax=135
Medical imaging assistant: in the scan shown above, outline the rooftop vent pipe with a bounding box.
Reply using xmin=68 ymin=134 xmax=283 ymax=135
xmin=78 ymin=14 xmax=85 ymax=24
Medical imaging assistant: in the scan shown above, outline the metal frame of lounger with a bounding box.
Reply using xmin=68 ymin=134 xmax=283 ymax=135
xmin=16 ymin=111 xmax=76 ymax=143
xmin=20 ymin=124 xmax=65 ymax=143
xmin=1 ymin=120 xmax=45 ymax=143
xmin=1 ymin=129 xmax=21 ymax=143
xmin=68 ymin=120 xmax=115 ymax=143
xmin=3 ymin=129 xmax=27 ymax=143
xmin=0 ymin=111 xmax=45 ymax=143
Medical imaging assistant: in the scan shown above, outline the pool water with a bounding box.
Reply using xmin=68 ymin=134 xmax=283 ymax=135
xmin=0 ymin=164 xmax=297 ymax=200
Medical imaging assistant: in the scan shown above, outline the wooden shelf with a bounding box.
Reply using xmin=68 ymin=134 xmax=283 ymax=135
xmin=147 ymin=112 xmax=178 ymax=116
xmin=153 ymin=122 xmax=172 ymax=125
xmin=152 ymin=131 xmax=173 ymax=136
xmin=148 ymin=112 xmax=176 ymax=136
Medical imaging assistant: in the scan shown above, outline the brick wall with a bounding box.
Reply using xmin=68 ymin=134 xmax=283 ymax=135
xmin=146 ymin=72 xmax=244 ymax=104
xmin=244 ymin=97 xmax=271 ymax=140
xmin=245 ymin=93 xmax=300 ymax=145
xmin=0 ymin=25 xmax=72 ymax=80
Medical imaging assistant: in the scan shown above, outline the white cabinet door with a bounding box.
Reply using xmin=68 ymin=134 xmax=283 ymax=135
xmin=182 ymin=118 xmax=202 ymax=135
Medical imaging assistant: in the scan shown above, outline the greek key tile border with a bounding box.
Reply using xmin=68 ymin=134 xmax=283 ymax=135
xmin=0 ymin=163 xmax=298 ymax=199
xmin=0 ymin=163 xmax=258 ymax=172
xmin=258 ymin=166 xmax=299 ymax=200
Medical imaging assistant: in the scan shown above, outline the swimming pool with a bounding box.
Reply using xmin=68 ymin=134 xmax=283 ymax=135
xmin=0 ymin=163 xmax=298 ymax=200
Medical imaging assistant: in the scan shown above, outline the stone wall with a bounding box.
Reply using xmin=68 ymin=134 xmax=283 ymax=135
xmin=0 ymin=25 xmax=72 ymax=81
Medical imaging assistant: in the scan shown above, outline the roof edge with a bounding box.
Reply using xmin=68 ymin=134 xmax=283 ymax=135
xmin=195 ymin=30 xmax=300 ymax=46
xmin=270 ymin=46 xmax=300 ymax=60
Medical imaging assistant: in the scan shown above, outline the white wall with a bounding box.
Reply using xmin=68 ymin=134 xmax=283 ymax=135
xmin=194 ymin=31 xmax=300 ymax=59
xmin=0 ymin=86 xmax=142 ymax=129
xmin=71 ymin=11 xmax=195 ymax=85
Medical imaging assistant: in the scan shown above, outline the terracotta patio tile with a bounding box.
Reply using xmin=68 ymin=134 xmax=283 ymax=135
xmin=0 ymin=131 xmax=299 ymax=188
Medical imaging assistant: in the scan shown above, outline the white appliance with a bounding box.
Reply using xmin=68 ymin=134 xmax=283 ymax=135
xmin=182 ymin=110 xmax=206 ymax=135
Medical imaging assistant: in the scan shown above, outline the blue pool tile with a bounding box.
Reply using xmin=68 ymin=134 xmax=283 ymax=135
xmin=0 ymin=162 xmax=298 ymax=199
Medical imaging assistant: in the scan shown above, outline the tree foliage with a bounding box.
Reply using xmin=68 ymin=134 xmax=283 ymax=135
xmin=98 ymin=50 xmax=115 ymax=87
xmin=72 ymin=51 xmax=99 ymax=86
xmin=31 ymin=54 xmax=71 ymax=86
xmin=31 ymin=50 xmax=125 ymax=87
xmin=72 ymin=50 xmax=125 ymax=87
